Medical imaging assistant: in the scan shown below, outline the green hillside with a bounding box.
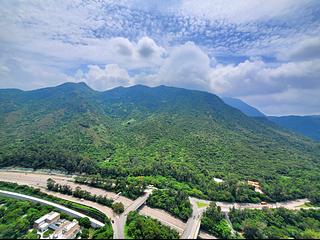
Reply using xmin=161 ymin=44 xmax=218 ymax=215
xmin=0 ymin=82 xmax=319 ymax=202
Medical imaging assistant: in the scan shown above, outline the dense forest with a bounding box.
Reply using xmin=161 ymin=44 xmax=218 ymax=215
xmin=126 ymin=211 xmax=179 ymax=239
xmin=229 ymin=207 xmax=320 ymax=239
xmin=201 ymin=202 xmax=232 ymax=239
xmin=0 ymin=197 xmax=55 ymax=239
xmin=146 ymin=189 xmax=192 ymax=221
xmin=74 ymin=175 xmax=146 ymax=199
xmin=1 ymin=83 xmax=320 ymax=203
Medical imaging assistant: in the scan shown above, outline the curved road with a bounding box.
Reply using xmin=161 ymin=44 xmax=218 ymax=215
xmin=0 ymin=170 xmax=314 ymax=239
xmin=0 ymin=189 xmax=104 ymax=228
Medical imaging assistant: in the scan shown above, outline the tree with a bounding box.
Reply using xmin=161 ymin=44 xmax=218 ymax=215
xmin=299 ymin=229 xmax=320 ymax=239
xmin=81 ymin=228 xmax=89 ymax=239
xmin=47 ymin=178 xmax=55 ymax=191
xmin=242 ymin=219 xmax=267 ymax=239
xmin=79 ymin=217 xmax=91 ymax=228
xmin=111 ymin=202 xmax=124 ymax=214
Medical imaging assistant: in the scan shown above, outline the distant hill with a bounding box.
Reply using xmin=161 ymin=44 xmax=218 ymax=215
xmin=268 ymin=116 xmax=320 ymax=141
xmin=222 ymin=97 xmax=265 ymax=117
xmin=221 ymin=97 xmax=320 ymax=141
xmin=0 ymin=83 xmax=319 ymax=202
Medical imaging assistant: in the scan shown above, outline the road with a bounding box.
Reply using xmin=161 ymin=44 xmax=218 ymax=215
xmin=0 ymin=189 xmax=104 ymax=228
xmin=182 ymin=197 xmax=211 ymax=239
xmin=0 ymin=170 xmax=133 ymax=208
xmin=0 ymin=170 xmax=315 ymax=239
xmin=114 ymin=189 xmax=152 ymax=239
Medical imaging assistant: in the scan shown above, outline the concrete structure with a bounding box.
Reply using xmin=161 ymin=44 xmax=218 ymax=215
xmin=34 ymin=212 xmax=80 ymax=239
xmin=51 ymin=219 xmax=81 ymax=239
xmin=34 ymin=212 xmax=60 ymax=232
xmin=182 ymin=197 xmax=209 ymax=239
xmin=0 ymin=190 xmax=104 ymax=228
xmin=247 ymin=180 xmax=264 ymax=194
xmin=114 ymin=187 xmax=153 ymax=239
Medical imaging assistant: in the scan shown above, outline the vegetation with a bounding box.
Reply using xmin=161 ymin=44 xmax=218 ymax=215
xmin=126 ymin=211 xmax=179 ymax=239
xmin=0 ymin=83 xmax=320 ymax=203
xmin=201 ymin=202 xmax=232 ymax=239
xmin=229 ymin=207 xmax=320 ymax=239
xmin=0 ymin=183 xmax=113 ymax=239
xmin=79 ymin=217 xmax=92 ymax=229
xmin=74 ymin=175 xmax=146 ymax=199
xmin=43 ymin=229 xmax=54 ymax=238
xmin=196 ymin=201 xmax=209 ymax=208
xmin=92 ymin=224 xmax=113 ymax=239
xmin=0 ymin=181 xmax=107 ymax=222
xmin=0 ymin=196 xmax=51 ymax=239
xmin=78 ymin=217 xmax=113 ymax=239
xmin=47 ymin=178 xmax=114 ymax=208
xmin=147 ymin=189 xmax=192 ymax=221
xmin=111 ymin=202 xmax=124 ymax=214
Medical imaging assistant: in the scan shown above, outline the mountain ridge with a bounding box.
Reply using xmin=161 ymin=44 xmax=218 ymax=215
xmin=0 ymin=82 xmax=319 ymax=202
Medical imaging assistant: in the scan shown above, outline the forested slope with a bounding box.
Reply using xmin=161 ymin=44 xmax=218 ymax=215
xmin=1 ymin=82 xmax=319 ymax=202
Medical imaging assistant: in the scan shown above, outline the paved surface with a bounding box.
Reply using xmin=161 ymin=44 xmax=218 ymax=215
xmin=182 ymin=197 xmax=209 ymax=239
xmin=224 ymin=212 xmax=236 ymax=236
xmin=114 ymin=189 xmax=152 ymax=239
xmin=216 ymin=198 xmax=310 ymax=212
xmin=0 ymin=170 xmax=315 ymax=240
xmin=0 ymin=171 xmax=133 ymax=208
xmin=140 ymin=205 xmax=186 ymax=235
xmin=0 ymin=189 xmax=105 ymax=228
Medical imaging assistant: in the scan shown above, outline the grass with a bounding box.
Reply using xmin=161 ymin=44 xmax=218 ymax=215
xmin=196 ymin=201 xmax=209 ymax=208
xmin=124 ymin=224 xmax=133 ymax=239
xmin=43 ymin=229 xmax=54 ymax=238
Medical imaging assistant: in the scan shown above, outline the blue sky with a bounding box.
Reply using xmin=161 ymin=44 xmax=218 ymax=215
xmin=0 ymin=0 xmax=319 ymax=115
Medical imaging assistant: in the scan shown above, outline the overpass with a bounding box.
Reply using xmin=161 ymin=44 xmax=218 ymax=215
xmin=113 ymin=188 xmax=153 ymax=239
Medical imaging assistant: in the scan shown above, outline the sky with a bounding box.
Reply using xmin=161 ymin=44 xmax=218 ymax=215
xmin=0 ymin=0 xmax=319 ymax=115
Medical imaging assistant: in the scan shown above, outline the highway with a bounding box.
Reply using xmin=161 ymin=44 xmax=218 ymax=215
xmin=0 ymin=189 xmax=105 ymax=228
xmin=0 ymin=170 xmax=315 ymax=239
xmin=182 ymin=197 xmax=212 ymax=239
xmin=114 ymin=189 xmax=152 ymax=239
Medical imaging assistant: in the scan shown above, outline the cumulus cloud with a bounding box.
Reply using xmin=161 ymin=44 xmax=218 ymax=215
xmin=0 ymin=0 xmax=319 ymax=115
xmin=242 ymin=88 xmax=320 ymax=115
xmin=277 ymin=37 xmax=320 ymax=61
xmin=137 ymin=42 xmax=213 ymax=91
xmin=210 ymin=59 xmax=320 ymax=96
xmin=76 ymin=64 xmax=134 ymax=91
xmin=137 ymin=37 xmax=166 ymax=58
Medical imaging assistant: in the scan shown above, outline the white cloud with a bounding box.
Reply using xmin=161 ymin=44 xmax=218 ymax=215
xmin=277 ymin=37 xmax=320 ymax=61
xmin=179 ymin=0 xmax=315 ymax=23
xmin=137 ymin=37 xmax=166 ymax=58
xmin=76 ymin=64 xmax=134 ymax=91
xmin=141 ymin=42 xmax=213 ymax=91
xmin=242 ymin=88 xmax=320 ymax=115
xmin=210 ymin=59 xmax=320 ymax=96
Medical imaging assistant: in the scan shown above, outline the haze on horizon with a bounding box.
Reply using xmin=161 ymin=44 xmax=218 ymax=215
xmin=0 ymin=0 xmax=319 ymax=115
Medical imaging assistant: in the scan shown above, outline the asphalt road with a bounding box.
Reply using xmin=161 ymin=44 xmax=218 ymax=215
xmin=182 ymin=197 xmax=210 ymax=239
xmin=114 ymin=190 xmax=152 ymax=239
xmin=0 ymin=170 xmax=314 ymax=239
xmin=0 ymin=189 xmax=105 ymax=228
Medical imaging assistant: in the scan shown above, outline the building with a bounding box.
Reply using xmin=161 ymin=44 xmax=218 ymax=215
xmin=34 ymin=212 xmax=80 ymax=239
xmin=51 ymin=219 xmax=81 ymax=239
xmin=247 ymin=180 xmax=265 ymax=194
xmin=34 ymin=212 xmax=60 ymax=232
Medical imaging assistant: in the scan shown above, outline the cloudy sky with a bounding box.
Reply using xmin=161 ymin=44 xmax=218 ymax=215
xmin=0 ymin=0 xmax=319 ymax=115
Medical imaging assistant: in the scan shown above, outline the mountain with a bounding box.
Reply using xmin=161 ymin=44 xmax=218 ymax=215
xmin=221 ymin=97 xmax=265 ymax=117
xmin=221 ymin=97 xmax=320 ymax=141
xmin=268 ymin=116 xmax=320 ymax=141
xmin=0 ymin=82 xmax=319 ymax=202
